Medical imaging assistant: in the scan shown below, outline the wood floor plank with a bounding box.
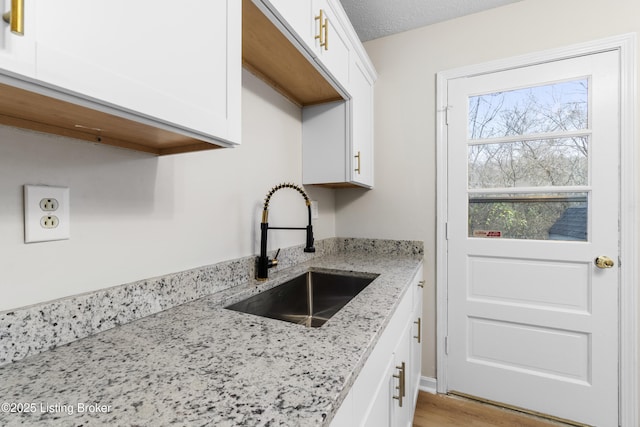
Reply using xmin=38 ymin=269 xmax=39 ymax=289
xmin=413 ymin=392 xmax=570 ymax=427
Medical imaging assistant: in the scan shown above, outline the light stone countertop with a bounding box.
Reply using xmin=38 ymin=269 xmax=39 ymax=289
xmin=0 ymin=252 xmax=422 ymax=426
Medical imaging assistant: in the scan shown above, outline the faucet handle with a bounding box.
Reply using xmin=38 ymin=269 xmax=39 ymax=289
xmin=270 ymin=248 xmax=281 ymax=268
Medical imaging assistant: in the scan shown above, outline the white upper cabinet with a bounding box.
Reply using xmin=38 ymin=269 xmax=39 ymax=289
xmin=349 ymin=56 xmax=374 ymax=187
xmin=0 ymin=0 xmax=35 ymax=76
xmin=259 ymin=0 xmax=350 ymax=89
xmin=310 ymin=0 xmax=350 ymax=87
xmin=0 ymin=0 xmax=241 ymax=154
xmin=254 ymin=0 xmax=376 ymax=188
xmin=265 ymin=0 xmax=313 ymax=48
xmin=35 ymin=0 xmax=241 ymax=145
xmin=301 ymin=55 xmax=374 ymax=188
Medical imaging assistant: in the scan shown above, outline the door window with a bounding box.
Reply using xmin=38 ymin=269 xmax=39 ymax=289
xmin=467 ymin=79 xmax=590 ymax=241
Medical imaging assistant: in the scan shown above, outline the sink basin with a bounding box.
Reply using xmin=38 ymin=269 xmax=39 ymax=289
xmin=225 ymin=270 xmax=379 ymax=327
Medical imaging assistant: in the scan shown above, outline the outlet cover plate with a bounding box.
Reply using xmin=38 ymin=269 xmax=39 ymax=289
xmin=24 ymin=185 xmax=70 ymax=243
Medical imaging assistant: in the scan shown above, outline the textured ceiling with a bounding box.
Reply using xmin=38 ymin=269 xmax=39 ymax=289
xmin=339 ymin=0 xmax=523 ymax=41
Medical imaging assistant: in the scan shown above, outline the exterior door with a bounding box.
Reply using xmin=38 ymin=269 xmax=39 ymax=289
xmin=446 ymin=50 xmax=620 ymax=426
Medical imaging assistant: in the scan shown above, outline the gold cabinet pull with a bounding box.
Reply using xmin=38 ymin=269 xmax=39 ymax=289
xmin=418 ymin=280 xmax=425 ymax=288
xmin=2 ymin=0 xmax=24 ymax=35
xmin=323 ymin=13 xmax=328 ymax=50
xmin=414 ymin=317 xmax=421 ymax=343
xmin=354 ymin=151 xmax=361 ymax=174
xmin=400 ymin=361 xmax=406 ymax=397
xmin=392 ymin=362 xmax=406 ymax=407
xmin=314 ymin=9 xmax=327 ymax=50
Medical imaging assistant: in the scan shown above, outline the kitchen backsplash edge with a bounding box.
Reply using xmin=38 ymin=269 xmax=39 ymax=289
xmin=0 ymin=237 xmax=423 ymax=367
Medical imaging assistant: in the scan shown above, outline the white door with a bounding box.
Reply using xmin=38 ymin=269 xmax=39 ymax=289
xmin=446 ymin=50 xmax=620 ymax=426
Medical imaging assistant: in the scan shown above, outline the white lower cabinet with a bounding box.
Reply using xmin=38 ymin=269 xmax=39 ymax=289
xmin=361 ymin=354 xmax=394 ymax=427
xmin=331 ymin=263 xmax=424 ymax=426
xmin=409 ymin=278 xmax=424 ymax=411
xmin=392 ymin=316 xmax=414 ymax=427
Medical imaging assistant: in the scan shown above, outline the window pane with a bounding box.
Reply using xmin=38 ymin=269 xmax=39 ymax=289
xmin=468 ymin=79 xmax=588 ymax=139
xmin=468 ymin=193 xmax=588 ymax=241
xmin=469 ymin=137 xmax=588 ymax=188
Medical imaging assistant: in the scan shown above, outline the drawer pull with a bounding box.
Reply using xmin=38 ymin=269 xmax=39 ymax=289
xmin=414 ymin=317 xmax=421 ymax=343
xmin=392 ymin=361 xmax=406 ymax=406
xmin=2 ymin=0 xmax=24 ymax=35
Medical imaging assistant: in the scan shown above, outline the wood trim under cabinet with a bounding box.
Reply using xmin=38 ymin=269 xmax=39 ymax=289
xmin=0 ymin=82 xmax=222 ymax=155
xmin=307 ymin=182 xmax=361 ymax=189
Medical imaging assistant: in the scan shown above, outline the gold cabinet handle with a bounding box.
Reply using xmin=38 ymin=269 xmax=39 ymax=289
xmin=392 ymin=361 xmax=406 ymax=407
xmin=314 ymin=9 xmax=327 ymax=50
xmin=414 ymin=317 xmax=421 ymax=343
xmin=2 ymin=0 xmax=24 ymax=35
xmin=401 ymin=361 xmax=406 ymax=397
xmin=594 ymin=256 xmax=614 ymax=269
xmin=323 ymin=14 xmax=328 ymax=50
xmin=354 ymin=151 xmax=361 ymax=174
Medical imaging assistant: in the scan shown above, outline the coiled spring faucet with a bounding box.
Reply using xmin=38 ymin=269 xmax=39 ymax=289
xmin=256 ymin=183 xmax=315 ymax=280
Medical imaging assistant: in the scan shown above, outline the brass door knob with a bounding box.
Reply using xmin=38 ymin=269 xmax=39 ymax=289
xmin=594 ymin=256 xmax=615 ymax=269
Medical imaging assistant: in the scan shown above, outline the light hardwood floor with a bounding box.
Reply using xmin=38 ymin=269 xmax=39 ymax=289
xmin=412 ymin=392 xmax=571 ymax=427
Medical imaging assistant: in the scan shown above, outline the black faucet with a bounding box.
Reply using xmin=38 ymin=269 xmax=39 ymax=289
xmin=256 ymin=183 xmax=315 ymax=280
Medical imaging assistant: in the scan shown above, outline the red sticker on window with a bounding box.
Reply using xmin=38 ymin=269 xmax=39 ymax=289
xmin=473 ymin=230 xmax=502 ymax=238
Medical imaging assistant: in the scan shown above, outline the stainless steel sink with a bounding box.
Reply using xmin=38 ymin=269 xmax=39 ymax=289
xmin=225 ymin=270 xmax=378 ymax=327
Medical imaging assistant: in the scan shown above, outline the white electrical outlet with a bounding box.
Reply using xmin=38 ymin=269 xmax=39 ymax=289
xmin=24 ymin=185 xmax=70 ymax=243
xmin=39 ymin=198 xmax=59 ymax=211
xmin=311 ymin=200 xmax=319 ymax=219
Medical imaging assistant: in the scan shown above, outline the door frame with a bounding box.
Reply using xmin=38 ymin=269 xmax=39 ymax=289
xmin=435 ymin=34 xmax=638 ymax=426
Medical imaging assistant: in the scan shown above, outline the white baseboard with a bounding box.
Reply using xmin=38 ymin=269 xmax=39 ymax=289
xmin=419 ymin=376 xmax=437 ymax=394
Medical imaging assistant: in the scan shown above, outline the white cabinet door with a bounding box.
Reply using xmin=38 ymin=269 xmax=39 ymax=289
xmin=349 ymin=57 xmax=374 ymax=187
xmin=263 ymin=0 xmax=313 ymax=49
xmin=311 ymin=0 xmax=350 ymax=86
xmin=0 ymin=0 xmax=35 ymax=76
xmin=409 ymin=294 xmax=423 ymax=411
xmin=333 ymin=262 xmax=423 ymax=426
xmin=391 ymin=317 xmax=413 ymax=427
xmin=262 ymin=0 xmax=349 ymax=88
xmin=360 ymin=354 xmax=394 ymax=427
xmin=34 ymin=0 xmax=241 ymax=144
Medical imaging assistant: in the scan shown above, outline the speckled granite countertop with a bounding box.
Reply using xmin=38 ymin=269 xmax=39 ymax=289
xmin=0 ymin=252 xmax=422 ymax=426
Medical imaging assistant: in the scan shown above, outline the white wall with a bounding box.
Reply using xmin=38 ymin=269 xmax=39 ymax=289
xmin=337 ymin=0 xmax=640 ymax=382
xmin=0 ymin=70 xmax=336 ymax=312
